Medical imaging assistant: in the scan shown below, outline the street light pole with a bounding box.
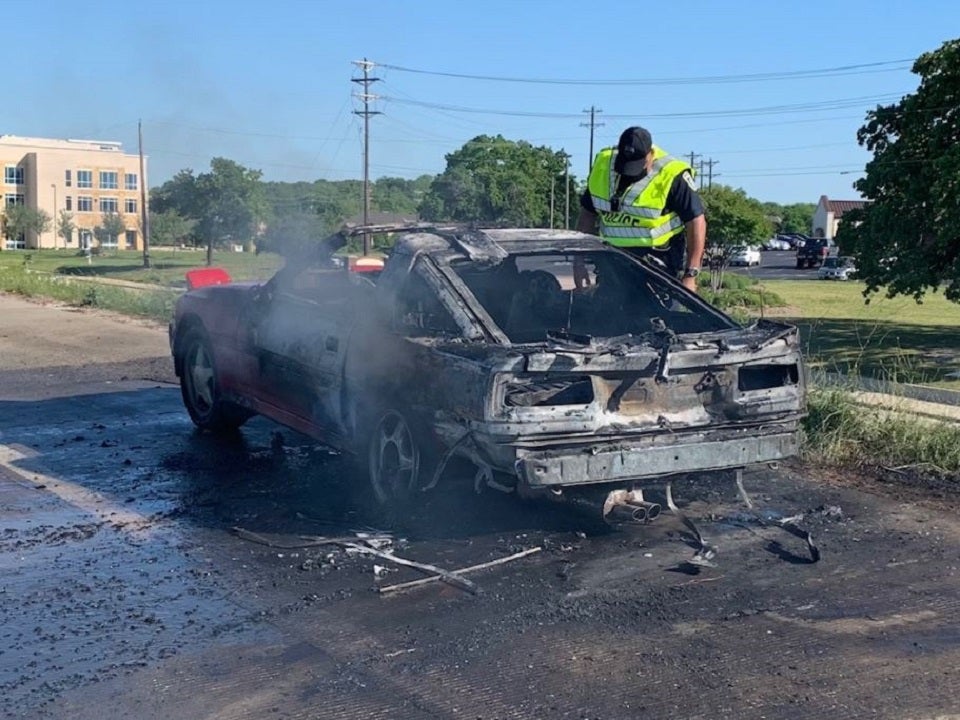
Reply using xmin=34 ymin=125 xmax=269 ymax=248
xmin=51 ymin=184 xmax=57 ymax=250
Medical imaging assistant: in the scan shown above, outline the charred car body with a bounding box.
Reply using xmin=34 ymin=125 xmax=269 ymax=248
xmin=170 ymin=226 xmax=806 ymax=523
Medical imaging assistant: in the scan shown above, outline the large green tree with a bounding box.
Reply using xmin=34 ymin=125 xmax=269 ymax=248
xmin=840 ymin=38 xmax=960 ymax=303
xmin=419 ymin=135 xmax=575 ymax=226
xmin=701 ymin=185 xmax=772 ymax=247
xmin=151 ymin=159 xmax=267 ymax=265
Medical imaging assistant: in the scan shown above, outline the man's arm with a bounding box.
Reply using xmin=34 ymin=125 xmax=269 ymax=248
xmin=683 ymin=214 xmax=707 ymax=288
xmin=666 ymin=171 xmax=707 ymax=291
xmin=576 ymin=207 xmax=598 ymax=235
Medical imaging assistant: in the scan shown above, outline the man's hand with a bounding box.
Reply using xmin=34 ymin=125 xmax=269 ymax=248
xmin=681 ymin=274 xmax=698 ymax=293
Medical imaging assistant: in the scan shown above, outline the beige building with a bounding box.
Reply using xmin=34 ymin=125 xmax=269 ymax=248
xmin=812 ymin=194 xmax=869 ymax=240
xmin=0 ymin=135 xmax=147 ymax=250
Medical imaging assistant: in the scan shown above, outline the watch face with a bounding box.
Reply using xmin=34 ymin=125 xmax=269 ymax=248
xmin=685 ymin=268 xmax=700 ymax=277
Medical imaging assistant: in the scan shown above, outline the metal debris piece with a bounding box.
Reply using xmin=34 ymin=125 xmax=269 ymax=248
xmin=378 ymin=547 xmax=542 ymax=596
xmin=665 ymin=482 xmax=718 ymax=567
xmin=341 ymin=542 xmax=480 ymax=595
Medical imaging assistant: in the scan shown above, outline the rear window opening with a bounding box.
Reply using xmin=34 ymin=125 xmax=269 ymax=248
xmin=454 ymin=252 xmax=734 ymax=343
xmin=739 ymin=364 xmax=800 ymax=391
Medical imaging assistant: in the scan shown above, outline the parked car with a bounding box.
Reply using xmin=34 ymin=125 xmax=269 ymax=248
xmin=762 ymin=237 xmax=791 ymax=251
xmin=730 ymin=245 xmax=762 ymax=266
xmin=796 ymin=238 xmax=831 ymax=269
xmin=170 ymin=225 xmax=806 ymax=523
xmin=817 ymin=256 xmax=857 ymax=280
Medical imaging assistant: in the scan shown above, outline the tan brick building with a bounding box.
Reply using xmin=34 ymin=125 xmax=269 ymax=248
xmin=0 ymin=135 xmax=147 ymax=250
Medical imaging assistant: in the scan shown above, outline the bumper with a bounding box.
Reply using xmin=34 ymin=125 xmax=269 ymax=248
xmin=515 ymin=430 xmax=798 ymax=488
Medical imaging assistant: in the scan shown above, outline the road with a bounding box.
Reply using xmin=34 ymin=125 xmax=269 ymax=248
xmin=729 ymin=250 xmax=817 ymax=280
xmin=1 ymin=293 xmax=959 ymax=719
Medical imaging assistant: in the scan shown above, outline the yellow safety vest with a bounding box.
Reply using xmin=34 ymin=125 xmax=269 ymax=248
xmin=587 ymin=146 xmax=692 ymax=247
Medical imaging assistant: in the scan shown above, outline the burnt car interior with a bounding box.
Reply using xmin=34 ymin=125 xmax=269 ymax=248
xmin=455 ymin=251 xmax=735 ymax=344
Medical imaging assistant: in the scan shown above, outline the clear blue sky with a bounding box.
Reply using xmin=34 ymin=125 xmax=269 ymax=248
xmin=6 ymin=0 xmax=958 ymax=204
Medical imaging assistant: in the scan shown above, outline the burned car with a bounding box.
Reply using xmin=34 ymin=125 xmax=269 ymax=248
xmin=170 ymin=225 xmax=806 ymax=524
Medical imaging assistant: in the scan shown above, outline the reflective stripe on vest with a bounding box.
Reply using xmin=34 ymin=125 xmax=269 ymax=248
xmin=587 ymin=146 xmax=692 ymax=247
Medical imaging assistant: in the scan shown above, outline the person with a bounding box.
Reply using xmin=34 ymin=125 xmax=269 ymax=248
xmin=576 ymin=126 xmax=706 ymax=292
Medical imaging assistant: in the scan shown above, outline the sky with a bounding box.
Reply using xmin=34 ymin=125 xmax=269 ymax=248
xmin=5 ymin=0 xmax=958 ymax=204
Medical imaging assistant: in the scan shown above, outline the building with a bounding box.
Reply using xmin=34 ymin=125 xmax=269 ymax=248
xmin=0 ymin=135 xmax=146 ymax=251
xmin=812 ymin=195 xmax=870 ymax=240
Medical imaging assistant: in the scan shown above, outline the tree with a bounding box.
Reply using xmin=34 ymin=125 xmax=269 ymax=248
xmin=762 ymin=202 xmax=816 ymax=234
xmin=58 ymin=210 xmax=75 ymax=248
xmin=94 ymin=212 xmax=127 ymax=250
xmin=194 ymin=158 xmax=268 ymax=265
xmin=700 ymin=185 xmax=771 ymax=246
xmin=1 ymin=204 xmax=52 ymax=248
xmin=419 ymin=135 xmax=576 ymax=226
xmin=842 ymin=38 xmax=960 ymax=303
xmin=149 ymin=209 xmax=194 ymax=248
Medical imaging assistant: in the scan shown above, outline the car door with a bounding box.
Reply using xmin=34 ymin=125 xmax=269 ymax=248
xmin=245 ymin=265 xmax=359 ymax=437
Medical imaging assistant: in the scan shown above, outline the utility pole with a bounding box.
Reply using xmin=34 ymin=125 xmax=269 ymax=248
xmin=550 ymin=180 xmax=555 ymax=229
xmin=138 ymin=119 xmax=151 ymax=269
xmin=704 ymin=158 xmax=720 ymax=190
xmin=581 ymin=107 xmax=604 ymax=173
xmin=352 ymin=59 xmax=381 ymax=256
xmin=563 ymin=151 xmax=570 ymax=229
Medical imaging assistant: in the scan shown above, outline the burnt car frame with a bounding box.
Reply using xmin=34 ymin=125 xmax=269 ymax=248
xmin=170 ymin=225 xmax=806 ymax=521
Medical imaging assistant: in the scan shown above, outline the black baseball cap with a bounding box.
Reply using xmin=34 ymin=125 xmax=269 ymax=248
xmin=615 ymin=126 xmax=653 ymax=175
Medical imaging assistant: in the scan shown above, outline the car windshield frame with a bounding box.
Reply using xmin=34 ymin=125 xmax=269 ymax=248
xmin=446 ymin=248 xmax=739 ymax=345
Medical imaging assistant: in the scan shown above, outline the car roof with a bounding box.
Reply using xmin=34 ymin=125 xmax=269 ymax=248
xmin=388 ymin=226 xmax=610 ymax=265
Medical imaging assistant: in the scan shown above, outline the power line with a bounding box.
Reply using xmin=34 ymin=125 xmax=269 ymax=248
xmin=377 ymin=58 xmax=914 ymax=86
xmin=379 ymin=92 xmax=907 ymax=121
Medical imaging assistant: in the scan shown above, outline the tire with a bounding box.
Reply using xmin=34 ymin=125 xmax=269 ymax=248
xmin=366 ymin=407 xmax=437 ymax=507
xmin=179 ymin=328 xmax=250 ymax=432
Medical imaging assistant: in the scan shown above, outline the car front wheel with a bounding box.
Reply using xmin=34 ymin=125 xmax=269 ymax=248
xmin=179 ymin=329 xmax=250 ymax=432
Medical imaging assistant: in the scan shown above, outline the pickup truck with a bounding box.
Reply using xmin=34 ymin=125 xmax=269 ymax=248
xmin=796 ymin=238 xmax=830 ymax=269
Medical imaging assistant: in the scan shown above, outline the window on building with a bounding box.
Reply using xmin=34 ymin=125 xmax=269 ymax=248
xmin=124 ymin=173 xmax=138 ymax=191
xmin=4 ymin=234 xmax=26 ymax=250
xmin=77 ymin=170 xmax=92 ymax=189
xmin=65 ymin=169 xmax=72 ymax=187
xmin=4 ymin=193 xmax=24 ymax=206
xmin=125 ymin=230 xmax=137 ymax=249
xmin=78 ymin=196 xmax=93 ymax=212
xmin=79 ymin=229 xmax=93 ymax=250
xmin=99 ymin=171 xmax=118 ymax=190
xmin=65 ymin=196 xmax=72 ymax=211
xmin=124 ymin=198 xmax=137 ymax=214
xmin=100 ymin=197 xmax=118 ymax=213
xmin=62 ymin=228 xmax=73 ymax=245
xmin=4 ymin=166 xmax=24 ymax=185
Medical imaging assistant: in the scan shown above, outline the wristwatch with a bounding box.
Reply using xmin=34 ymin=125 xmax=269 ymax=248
xmin=682 ymin=267 xmax=701 ymax=279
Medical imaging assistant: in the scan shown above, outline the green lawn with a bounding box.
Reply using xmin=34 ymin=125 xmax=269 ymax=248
xmin=758 ymin=279 xmax=960 ymax=390
xmin=0 ymin=248 xmax=283 ymax=288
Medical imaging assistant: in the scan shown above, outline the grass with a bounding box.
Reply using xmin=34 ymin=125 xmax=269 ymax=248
xmin=0 ymin=264 xmax=176 ymax=322
xmin=759 ymin=280 xmax=960 ymax=390
xmin=803 ymin=386 xmax=960 ymax=475
xmin=0 ymin=248 xmax=282 ymax=288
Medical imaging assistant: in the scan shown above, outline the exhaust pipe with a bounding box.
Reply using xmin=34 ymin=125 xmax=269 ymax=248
xmin=548 ymin=487 xmax=662 ymax=525
xmin=606 ymin=500 xmax=661 ymax=524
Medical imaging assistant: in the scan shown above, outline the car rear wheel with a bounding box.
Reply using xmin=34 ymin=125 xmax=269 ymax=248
xmin=366 ymin=408 xmax=437 ymax=507
xmin=180 ymin=329 xmax=250 ymax=432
